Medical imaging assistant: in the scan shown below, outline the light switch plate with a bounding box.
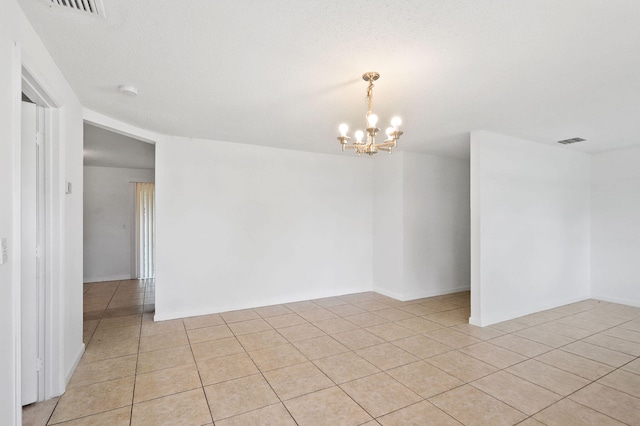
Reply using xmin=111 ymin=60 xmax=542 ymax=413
xmin=0 ymin=238 xmax=7 ymax=265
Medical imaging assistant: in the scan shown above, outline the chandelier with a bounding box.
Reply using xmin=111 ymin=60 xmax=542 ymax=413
xmin=337 ymin=72 xmax=403 ymax=155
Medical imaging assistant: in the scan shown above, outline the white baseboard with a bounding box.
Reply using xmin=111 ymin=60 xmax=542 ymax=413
xmin=83 ymin=274 xmax=132 ymax=284
xmin=592 ymin=293 xmax=640 ymax=308
xmin=65 ymin=343 xmax=85 ymax=388
xmin=401 ymin=286 xmax=471 ymax=302
xmin=154 ymin=286 xmax=372 ymax=322
xmin=372 ymin=287 xmax=404 ymax=301
xmin=468 ymin=316 xmax=483 ymax=327
xmin=471 ymin=295 xmax=590 ymax=327
xmin=154 ymin=285 xmax=473 ymax=322
xmin=373 ymin=285 xmax=470 ymax=302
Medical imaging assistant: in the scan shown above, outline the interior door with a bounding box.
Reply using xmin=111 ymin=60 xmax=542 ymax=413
xmin=21 ymin=101 xmax=39 ymax=405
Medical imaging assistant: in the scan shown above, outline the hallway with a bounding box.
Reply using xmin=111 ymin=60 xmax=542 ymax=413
xmin=23 ymin=280 xmax=640 ymax=425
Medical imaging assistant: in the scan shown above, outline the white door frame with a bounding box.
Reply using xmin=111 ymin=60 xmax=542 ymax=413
xmin=20 ymin=100 xmax=45 ymax=405
xmin=21 ymin=66 xmax=62 ymax=402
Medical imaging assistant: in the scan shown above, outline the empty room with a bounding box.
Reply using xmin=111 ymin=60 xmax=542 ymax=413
xmin=2 ymin=1 xmax=640 ymax=425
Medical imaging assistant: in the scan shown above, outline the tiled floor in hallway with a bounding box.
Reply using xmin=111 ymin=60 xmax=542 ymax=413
xmin=23 ymin=279 xmax=640 ymax=425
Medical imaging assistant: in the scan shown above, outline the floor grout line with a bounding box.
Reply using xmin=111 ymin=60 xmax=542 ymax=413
xmin=23 ymin=284 xmax=640 ymax=425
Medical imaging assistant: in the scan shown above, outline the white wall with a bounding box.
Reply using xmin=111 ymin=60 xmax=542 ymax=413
xmin=470 ymin=131 xmax=591 ymax=326
xmin=403 ymin=152 xmax=470 ymax=299
xmin=372 ymin=154 xmax=404 ymax=299
xmin=58 ymin=101 xmax=85 ymax=399
xmin=373 ymin=152 xmax=471 ymax=300
xmin=83 ymin=166 xmax=155 ymax=282
xmin=591 ymin=146 xmax=640 ymax=306
xmin=0 ymin=34 xmax=22 ymax=425
xmin=1 ymin=0 xmax=85 ymax=422
xmin=155 ymin=137 xmax=373 ymax=320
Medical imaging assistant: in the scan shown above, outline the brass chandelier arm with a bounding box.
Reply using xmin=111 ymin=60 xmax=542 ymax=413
xmin=374 ymin=141 xmax=397 ymax=148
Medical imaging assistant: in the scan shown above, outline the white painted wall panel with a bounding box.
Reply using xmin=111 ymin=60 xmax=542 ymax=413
xmin=0 ymin=34 xmax=21 ymax=425
xmin=402 ymin=152 xmax=470 ymax=299
xmin=83 ymin=166 xmax=155 ymax=283
xmin=155 ymin=138 xmax=373 ymax=320
xmin=372 ymin=154 xmax=404 ymax=299
xmin=372 ymin=152 xmax=470 ymax=301
xmin=591 ymin=146 xmax=640 ymax=306
xmin=470 ymin=131 xmax=591 ymax=326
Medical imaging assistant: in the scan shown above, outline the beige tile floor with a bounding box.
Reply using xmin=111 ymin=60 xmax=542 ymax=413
xmin=23 ymin=279 xmax=640 ymax=425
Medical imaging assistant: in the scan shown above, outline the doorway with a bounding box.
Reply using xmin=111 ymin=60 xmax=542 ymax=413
xmin=83 ymin=123 xmax=155 ymax=284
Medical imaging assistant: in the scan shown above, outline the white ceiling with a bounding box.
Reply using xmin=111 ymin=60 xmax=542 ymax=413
xmin=84 ymin=123 xmax=155 ymax=169
xmin=18 ymin=0 xmax=640 ymax=159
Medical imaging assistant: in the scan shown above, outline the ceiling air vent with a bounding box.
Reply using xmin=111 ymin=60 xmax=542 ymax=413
xmin=557 ymin=137 xmax=586 ymax=145
xmin=44 ymin=0 xmax=106 ymax=18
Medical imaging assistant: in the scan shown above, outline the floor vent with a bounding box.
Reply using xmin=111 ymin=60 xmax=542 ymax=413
xmin=557 ymin=137 xmax=586 ymax=145
xmin=44 ymin=0 xmax=106 ymax=18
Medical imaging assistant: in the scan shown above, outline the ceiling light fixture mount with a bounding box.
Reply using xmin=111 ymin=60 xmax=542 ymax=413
xmin=118 ymin=85 xmax=139 ymax=97
xmin=337 ymin=72 xmax=403 ymax=155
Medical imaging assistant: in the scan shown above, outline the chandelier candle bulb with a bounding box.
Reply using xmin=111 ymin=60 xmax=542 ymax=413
xmin=385 ymin=127 xmax=395 ymax=142
xmin=335 ymin=72 xmax=404 ymax=155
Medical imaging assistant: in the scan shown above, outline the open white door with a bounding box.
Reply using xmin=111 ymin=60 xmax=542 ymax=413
xmin=21 ymin=101 xmax=44 ymax=405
